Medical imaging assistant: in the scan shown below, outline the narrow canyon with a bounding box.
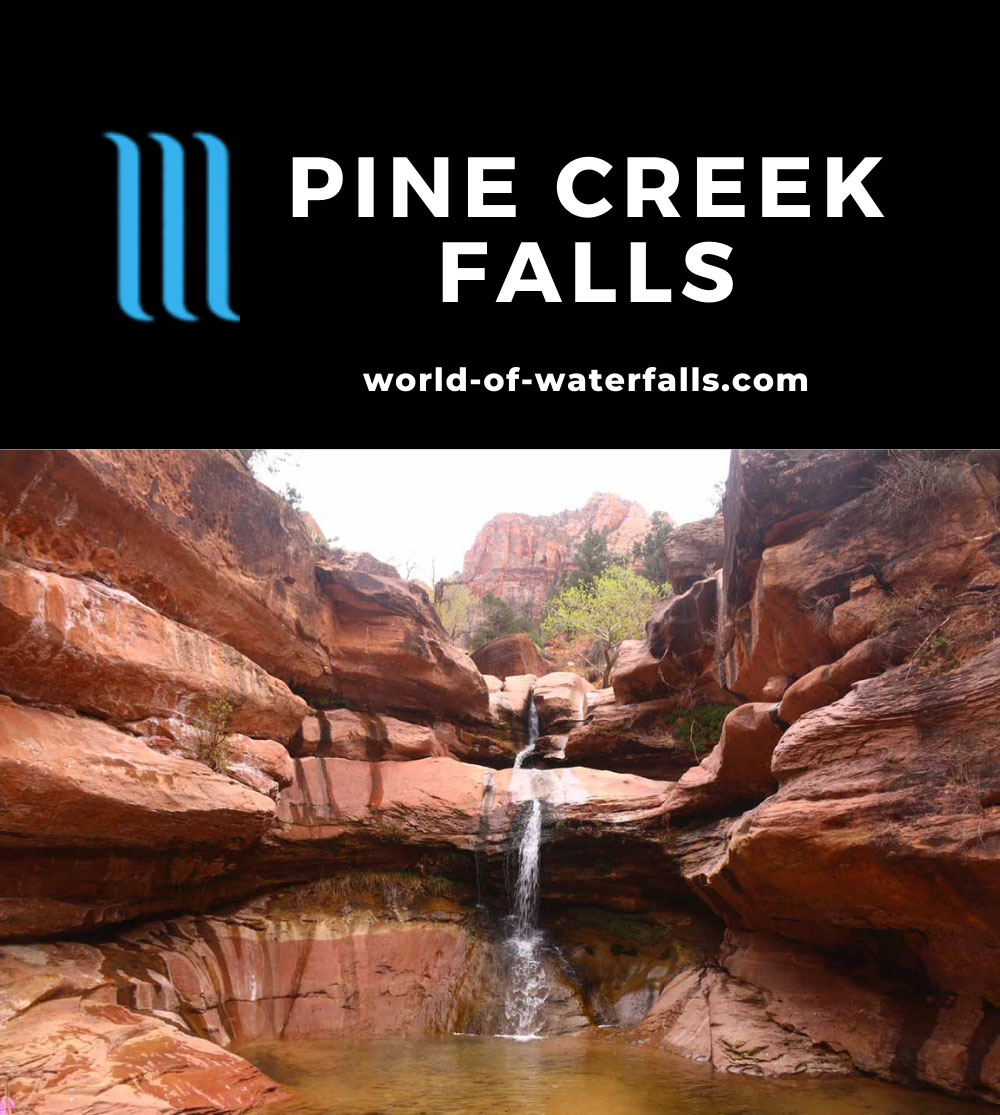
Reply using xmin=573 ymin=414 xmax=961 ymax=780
xmin=0 ymin=448 xmax=996 ymax=1112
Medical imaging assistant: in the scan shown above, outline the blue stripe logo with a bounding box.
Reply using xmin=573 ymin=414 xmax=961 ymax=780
xmin=104 ymin=132 xmax=239 ymax=323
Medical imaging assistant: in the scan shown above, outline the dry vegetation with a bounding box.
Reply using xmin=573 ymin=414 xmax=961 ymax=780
xmin=807 ymin=593 xmax=840 ymax=637
xmin=195 ymin=697 xmax=237 ymax=772
xmin=871 ymin=581 xmax=952 ymax=635
xmin=867 ymin=450 xmax=969 ymax=535
xmin=941 ymin=760 xmax=989 ymax=846
xmin=272 ymin=871 xmax=463 ymax=915
xmin=872 ymin=581 xmax=998 ymax=676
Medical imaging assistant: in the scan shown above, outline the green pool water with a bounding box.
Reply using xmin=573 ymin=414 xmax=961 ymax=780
xmin=238 ymin=1034 xmax=985 ymax=1114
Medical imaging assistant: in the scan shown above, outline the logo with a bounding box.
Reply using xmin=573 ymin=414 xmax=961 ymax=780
xmin=104 ymin=132 xmax=239 ymax=323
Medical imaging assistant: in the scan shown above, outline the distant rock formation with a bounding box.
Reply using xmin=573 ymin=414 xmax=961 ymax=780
xmin=441 ymin=494 xmax=661 ymax=647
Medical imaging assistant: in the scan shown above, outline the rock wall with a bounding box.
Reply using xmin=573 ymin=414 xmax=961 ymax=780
xmin=0 ymin=884 xmax=589 ymax=1109
xmin=0 ymin=450 xmax=488 ymax=723
xmin=607 ymin=449 xmax=999 ymax=1104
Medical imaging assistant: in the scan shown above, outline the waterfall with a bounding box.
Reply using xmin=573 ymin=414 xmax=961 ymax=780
xmin=500 ymin=691 xmax=550 ymax=1040
xmin=513 ymin=695 xmax=539 ymax=769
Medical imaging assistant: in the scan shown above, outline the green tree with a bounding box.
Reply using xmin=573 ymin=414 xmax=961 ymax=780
xmin=566 ymin=528 xmax=611 ymax=589
xmin=472 ymin=592 xmax=537 ymax=649
xmin=542 ymin=565 xmax=670 ymax=687
xmin=632 ymin=511 xmax=674 ymax=585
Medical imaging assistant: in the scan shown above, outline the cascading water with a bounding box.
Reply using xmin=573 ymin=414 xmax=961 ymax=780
xmin=500 ymin=690 xmax=550 ymax=1040
xmin=514 ymin=695 xmax=539 ymax=770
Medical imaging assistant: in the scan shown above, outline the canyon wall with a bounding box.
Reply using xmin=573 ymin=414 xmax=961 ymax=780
xmin=610 ymin=449 xmax=1000 ymax=1104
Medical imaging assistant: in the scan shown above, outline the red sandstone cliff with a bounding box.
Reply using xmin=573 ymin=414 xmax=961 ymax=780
xmin=0 ymin=448 xmax=997 ymax=1111
xmin=459 ymin=492 xmax=657 ymax=623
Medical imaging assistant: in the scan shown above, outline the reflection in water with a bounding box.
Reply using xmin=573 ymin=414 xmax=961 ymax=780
xmin=238 ymin=1035 xmax=983 ymax=1115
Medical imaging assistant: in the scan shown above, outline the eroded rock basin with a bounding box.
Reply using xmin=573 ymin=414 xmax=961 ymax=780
xmin=238 ymin=1035 xmax=985 ymax=1114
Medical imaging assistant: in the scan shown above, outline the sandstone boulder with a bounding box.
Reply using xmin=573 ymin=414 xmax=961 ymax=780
xmin=557 ymin=699 xmax=701 ymax=780
xmin=828 ymin=573 xmax=887 ymax=651
xmin=314 ymin=565 xmax=490 ymax=721
xmin=613 ymin=575 xmax=729 ymax=705
xmin=0 ymin=997 xmax=284 ymax=1113
xmin=533 ymin=671 xmax=593 ymax=732
xmin=471 ymin=632 xmax=548 ymax=679
xmin=222 ymin=735 xmax=295 ymax=798
xmin=776 ymin=633 xmax=910 ymax=724
xmin=587 ymin=686 xmax=616 ymax=710
xmin=666 ymin=703 xmax=783 ymax=820
xmin=490 ymin=673 xmax=536 ymax=723
xmin=610 ymin=639 xmax=664 ymax=704
xmin=760 ymin=675 xmax=793 ymax=700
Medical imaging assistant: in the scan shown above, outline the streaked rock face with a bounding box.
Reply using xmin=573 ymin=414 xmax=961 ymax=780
xmin=0 ymin=698 xmax=277 ymax=939
xmin=0 ymin=558 xmax=307 ymax=740
xmin=119 ymin=911 xmax=508 ymax=1045
xmin=274 ymin=755 xmax=671 ymax=849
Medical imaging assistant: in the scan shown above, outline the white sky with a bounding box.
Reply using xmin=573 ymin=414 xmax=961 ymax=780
xmin=254 ymin=449 xmax=731 ymax=585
